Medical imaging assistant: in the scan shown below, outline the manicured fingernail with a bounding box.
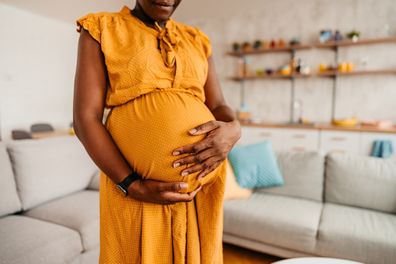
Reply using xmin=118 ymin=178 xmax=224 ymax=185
xmin=197 ymin=176 xmax=203 ymax=181
xmin=189 ymin=128 xmax=197 ymax=134
xmin=181 ymin=171 xmax=189 ymax=176
xmin=173 ymin=162 xmax=180 ymax=168
xmin=173 ymin=151 xmax=180 ymax=156
xmin=180 ymin=182 xmax=188 ymax=189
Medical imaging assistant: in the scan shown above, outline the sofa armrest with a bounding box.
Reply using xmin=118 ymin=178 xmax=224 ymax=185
xmin=87 ymin=171 xmax=100 ymax=191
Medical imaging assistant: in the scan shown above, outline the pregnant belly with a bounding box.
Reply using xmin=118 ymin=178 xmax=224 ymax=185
xmin=106 ymin=90 xmax=219 ymax=193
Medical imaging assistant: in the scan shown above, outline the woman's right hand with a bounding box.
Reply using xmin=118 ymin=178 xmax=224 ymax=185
xmin=128 ymin=180 xmax=202 ymax=204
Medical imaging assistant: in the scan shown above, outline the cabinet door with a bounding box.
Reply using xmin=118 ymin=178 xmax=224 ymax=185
xmin=238 ymin=127 xmax=284 ymax=151
xmin=282 ymin=129 xmax=319 ymax=152
xmin=319 ymin=131 xmax=361 ymax=154
xmin=360 ymin=132 xmax=396 ymax=156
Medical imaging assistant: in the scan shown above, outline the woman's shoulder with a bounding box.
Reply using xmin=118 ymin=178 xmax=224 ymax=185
xmin=173 ymin=21 xmax=209 ymax=39
xmin=173 ymin=21 xmax=212 ymax=57
xmin=78 ymin=6 xmax=138 ymax=29
xmin=76 ymin=8 xmax=126 ymax=27
xmin=76 ymin=6 xmax=133 ymax=42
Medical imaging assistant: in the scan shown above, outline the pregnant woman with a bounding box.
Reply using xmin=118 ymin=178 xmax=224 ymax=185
xmin=73 ymin=1 xmax=240 ymax=263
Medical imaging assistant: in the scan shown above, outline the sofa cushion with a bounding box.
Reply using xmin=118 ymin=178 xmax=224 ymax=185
xmin=70 ymin=247 xmax=99 ymax=264
xmin=0 ymin=215 xmax=82 ymax=264
xmin=316 ymin=203 xmax=396 ymax=264
xmin=0 ymin=143 xmax=22 ymax=217
xmin=325 ymin=153 xmax=396 ymax=213
xmin=257 ymin=152 xmax=324 ymax=202
xmin=223 ymin=193 xmax=322 ymax=253
xmin=23 ymin=190 xmax=99 ymax=251
xmin=87 ymin=170 xmax=100 ymax=191
xmin=7 ymin=136 xmax=97 ymax=210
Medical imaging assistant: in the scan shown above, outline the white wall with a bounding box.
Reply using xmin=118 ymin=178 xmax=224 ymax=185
xmin=1 ymin=0 xmax=395 ymax=139
xmin=0 ymin=3 xmax=78 ymax=140
xmin=174 ymin=0 xmax=396 ymax=123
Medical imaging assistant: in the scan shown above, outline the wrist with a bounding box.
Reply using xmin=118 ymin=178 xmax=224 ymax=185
xmin=127 ymin=179 xmax=142 ymax=198
xmin=116 ymin=171 xmax=141 ymax=196
xmin=227 ymin=119 xmax=241 ymax=139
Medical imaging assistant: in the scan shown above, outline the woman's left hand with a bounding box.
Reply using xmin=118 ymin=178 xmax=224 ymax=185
xmin=172 ymin=119 xmax=241 ymax=180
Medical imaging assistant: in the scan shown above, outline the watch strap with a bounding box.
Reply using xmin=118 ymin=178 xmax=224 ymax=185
xmin=117 ymin=171 xmax=141 ymax=196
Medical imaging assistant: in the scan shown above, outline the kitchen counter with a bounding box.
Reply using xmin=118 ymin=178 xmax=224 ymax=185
xmin=240 ymin=121 xmax=396 ymax=134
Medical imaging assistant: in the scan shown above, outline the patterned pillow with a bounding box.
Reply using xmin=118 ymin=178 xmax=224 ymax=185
xmin=228 ymin=141 xmax=284 ymax=189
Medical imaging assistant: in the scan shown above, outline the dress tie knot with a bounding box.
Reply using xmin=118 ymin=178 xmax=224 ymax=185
xmin=155 ymin=20 xmax=180 ymax=68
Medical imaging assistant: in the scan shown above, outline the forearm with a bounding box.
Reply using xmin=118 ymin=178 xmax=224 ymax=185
xmin=74 ymin=116 xmax=132 ymax=184
xmin=211 ymin=104 xmax=239 ymax=124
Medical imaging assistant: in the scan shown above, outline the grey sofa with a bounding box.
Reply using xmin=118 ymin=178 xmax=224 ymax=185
xmin=0 ymin=136 xmax=100 ymax=264
xmin=223 ymin=151 xmax=396 ymax=264
xmin=1 ymin=136 xmax=396 ymax=264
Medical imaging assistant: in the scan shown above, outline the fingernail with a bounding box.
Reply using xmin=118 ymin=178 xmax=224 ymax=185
xmin=181 ymin=171 xmax=189 ymax=176
xmin=173 ymin=151 xmax=180 ymax=156
xmin=189 ymin=128 xmax=197 ymax=134
xmin=180 ymin=182 xmax=188 ymax=189
xmin=173 ymin=162 xmax=180 ymax=168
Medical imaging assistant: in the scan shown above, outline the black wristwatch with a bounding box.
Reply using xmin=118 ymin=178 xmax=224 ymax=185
xmin=116 ymin=171 xmax=141 ymax=196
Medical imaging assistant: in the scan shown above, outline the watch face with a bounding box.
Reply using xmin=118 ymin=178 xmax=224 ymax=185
xmin=116 ymin=184 xmax=127 ymax=195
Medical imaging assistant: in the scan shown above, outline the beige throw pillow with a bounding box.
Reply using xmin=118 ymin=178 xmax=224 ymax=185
xmin=224 ymin=160 xmax=252 ymax=200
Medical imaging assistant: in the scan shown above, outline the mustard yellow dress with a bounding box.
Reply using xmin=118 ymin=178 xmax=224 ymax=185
xmin=77 ymin=5 xmax=226 ymax=264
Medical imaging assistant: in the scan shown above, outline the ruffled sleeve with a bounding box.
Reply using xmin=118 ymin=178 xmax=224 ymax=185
xmin=76 ymin=14 xmax=101 ymax=43
xmin=196 ymin=28 xmax=212 ymax=58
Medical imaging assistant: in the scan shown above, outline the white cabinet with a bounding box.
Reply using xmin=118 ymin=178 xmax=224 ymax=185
xmin=239 ymin=125 xmax=395 ymax=156
xmin=238 ymin=127 xmax=284 ymax=150
xmin=319 ymin=131 xmax=361 ymax=154
xmin=282 ymin=129 xmax=319 ymax=152
xmin=360 ymin=132 xmax=396 ymax=156
xmin=239 ymin=127 xmax=319 ymax=152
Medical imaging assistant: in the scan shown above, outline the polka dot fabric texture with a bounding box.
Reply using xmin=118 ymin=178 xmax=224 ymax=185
xmin=76 ymin=5 xmax=226 ymax=264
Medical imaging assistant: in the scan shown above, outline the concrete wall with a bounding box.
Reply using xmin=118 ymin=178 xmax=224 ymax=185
xmin=0 ymin=0 xmax=395 ymax=139
xmin=174 ymin=0 xmax=396 ymax=123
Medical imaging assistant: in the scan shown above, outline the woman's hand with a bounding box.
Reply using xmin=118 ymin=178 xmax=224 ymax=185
xmin=172 ymin=119 xmax=241 ymax=180
xmin=128 ymin=179 xmax=202 ymax=204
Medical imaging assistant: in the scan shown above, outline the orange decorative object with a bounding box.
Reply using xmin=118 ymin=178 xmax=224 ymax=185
xmin=280 ymin=66 xmax=291 ymax=75
xmin=319 ymin=63 xmax=328 ymax=73
xmin=338 ymin=63 xmax=348 ymax=72
xmin=346 ymin=62 xmax=355 ymax=72
xmin=278 ymin=39 xmax=286 ymax=48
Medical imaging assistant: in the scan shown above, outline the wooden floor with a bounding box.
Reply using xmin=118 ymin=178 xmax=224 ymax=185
xmin=223 ymin=243 xmax=283 ymax=264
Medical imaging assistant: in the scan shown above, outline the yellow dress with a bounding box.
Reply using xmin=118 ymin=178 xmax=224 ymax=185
xmin=76 ymin=5 xmax=226 ymax=264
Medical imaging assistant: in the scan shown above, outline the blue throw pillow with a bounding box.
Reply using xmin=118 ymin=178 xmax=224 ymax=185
xmin=228 ymin=141 xmax=284 ymax=189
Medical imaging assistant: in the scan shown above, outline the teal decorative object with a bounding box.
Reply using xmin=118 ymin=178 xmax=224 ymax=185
xmin=371 ymin=140 xmax=394 ymax=158
xmin=228 ymin=141 xmax=284 ymax=189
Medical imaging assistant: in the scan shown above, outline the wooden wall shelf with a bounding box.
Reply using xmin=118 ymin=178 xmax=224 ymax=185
xmin=226 ymin=44 xmax=312 ymax=57
xmin=229 ymin=73 xmax=311 ymax=81
xmin=226 ymin=37 xmax=396 ymax=57
xmin=316 ymin=69 xmax=396 ymax=77
xmin=315 ymin=36 xmax=396 ymax=49
xmin=230 ymin=69 xmax=396 ymax=81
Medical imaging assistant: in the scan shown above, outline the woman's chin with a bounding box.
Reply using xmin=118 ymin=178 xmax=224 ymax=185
xmin=147 ymin=6 xmax=175 ymax=21
xmin=151 ymin=12 xmax=173 ymax=22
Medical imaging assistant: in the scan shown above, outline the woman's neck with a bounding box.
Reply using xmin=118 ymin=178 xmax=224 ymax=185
xmin=131 ymin=4 xmax=166 ymax=28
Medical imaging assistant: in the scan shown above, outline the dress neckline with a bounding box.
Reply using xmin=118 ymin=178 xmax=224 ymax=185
xmin=119 ymin=5 xmax=174 ymax=35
